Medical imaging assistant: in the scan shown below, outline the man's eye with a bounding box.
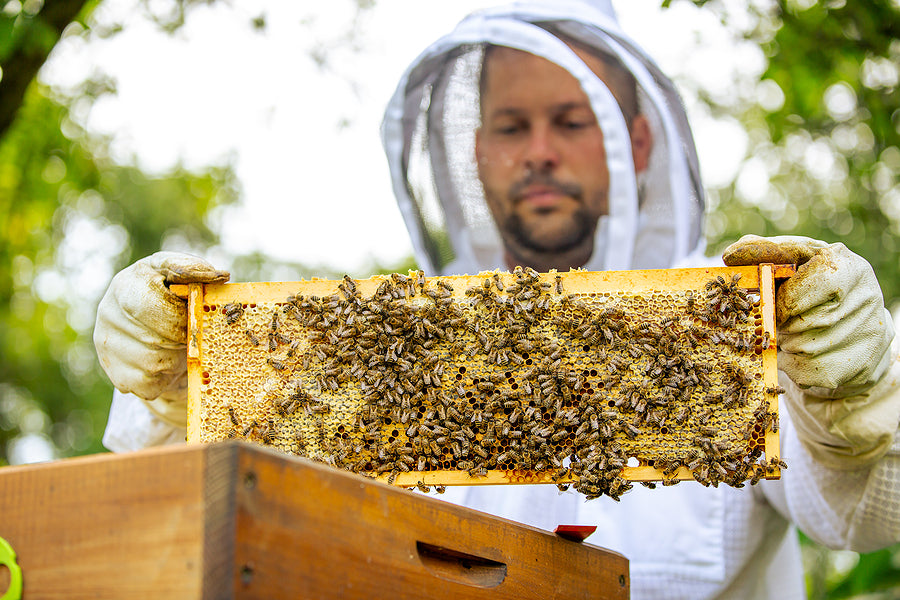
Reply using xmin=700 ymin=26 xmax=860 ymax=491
xmin=495 ymin=124 xmax=522 ymax=135
xmin=562 ymin=120 xmax=591 ymax=130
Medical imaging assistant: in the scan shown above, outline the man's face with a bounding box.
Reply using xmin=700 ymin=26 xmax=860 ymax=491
xmin=476 ymin=46 xmax=613 ymax=269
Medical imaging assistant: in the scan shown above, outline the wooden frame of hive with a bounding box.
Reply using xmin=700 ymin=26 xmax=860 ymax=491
xmin=173 ymin=264 xmax=793 ymax=497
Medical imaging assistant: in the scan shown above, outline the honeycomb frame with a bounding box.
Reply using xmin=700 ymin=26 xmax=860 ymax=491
xmin=175 ymin=264 xmax=792 ymax=499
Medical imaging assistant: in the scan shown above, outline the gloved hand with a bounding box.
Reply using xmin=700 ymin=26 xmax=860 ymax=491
xmin=93 ymin=252 xmax=229 ymax=428
xmin=723 ymin=234 xmax=900 ymax=468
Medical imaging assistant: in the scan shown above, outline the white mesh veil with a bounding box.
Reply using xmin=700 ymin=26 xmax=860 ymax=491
xmin=381 ymin=0 xmax=705 ymax=275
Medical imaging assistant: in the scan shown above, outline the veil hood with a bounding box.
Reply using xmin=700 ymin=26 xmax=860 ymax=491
xmin=381 ymin=1 xmax=705 ymax=275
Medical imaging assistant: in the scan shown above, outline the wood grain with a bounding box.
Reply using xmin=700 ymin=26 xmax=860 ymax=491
xmin=0 ymin=446 xmax=207 ymax=599
xmin=232 ymin=444 xmax=629 ymax=599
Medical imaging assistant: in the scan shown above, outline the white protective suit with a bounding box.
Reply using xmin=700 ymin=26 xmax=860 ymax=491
xmin=97 ymin=2 xmax=900 ymax=598
xmin=377 ymin=1 xmax=900 ymax=598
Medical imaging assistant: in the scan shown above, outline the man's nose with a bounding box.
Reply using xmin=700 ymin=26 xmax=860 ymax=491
xmin=523 ymin=127 xmax=559 ymax=172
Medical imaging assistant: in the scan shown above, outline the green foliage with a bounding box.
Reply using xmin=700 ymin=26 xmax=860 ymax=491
xmin=801 ymin=532 xmax=900 ymax=600
xmin=0 ymin=80 xmax=238 ymax=462
xmin=829 ymin=549 xmax=900 ymax=597
xmin=0 ymin=7 xmax=58 ymax=63
xmin=227 ymin=252 xmax=418 ymax=285
xmin=702 ymin=0 xmax=900 ymax=307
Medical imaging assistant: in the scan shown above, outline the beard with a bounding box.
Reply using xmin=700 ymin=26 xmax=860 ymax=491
xmin=503 ymin=206 xmax=596 ymax=254
xmin=503 ymin=173 xmax=598 ymax=253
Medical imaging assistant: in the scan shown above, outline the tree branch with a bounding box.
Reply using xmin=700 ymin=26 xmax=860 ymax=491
xmin=0 ymin=0 xmax=91 ymax=139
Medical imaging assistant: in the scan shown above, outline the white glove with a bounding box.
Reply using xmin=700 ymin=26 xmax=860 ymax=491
xmin=723 ymin=235 xmax=900 ymax=468
xmin=93 ymin=252 xmax=229 ymax=428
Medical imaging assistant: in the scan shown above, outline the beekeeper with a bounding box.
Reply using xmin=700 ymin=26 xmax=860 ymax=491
xmin=94 ymin=2 xmax=900 ymax=598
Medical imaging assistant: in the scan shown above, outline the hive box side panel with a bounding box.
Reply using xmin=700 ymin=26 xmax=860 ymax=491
xmin=0 ymin=446 xmax=233 ymax=600
xmin=230 ymin=444 xmax=629 ymax=600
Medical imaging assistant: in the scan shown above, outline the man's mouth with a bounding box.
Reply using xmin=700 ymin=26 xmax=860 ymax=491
xmin=521 ymin=186 xmax=568 ymax=208
xmin=510 ymin=176 xmax=582 ymax=209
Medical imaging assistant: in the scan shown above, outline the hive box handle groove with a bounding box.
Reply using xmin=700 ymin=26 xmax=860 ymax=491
xmin=416 ymin=541 xmax=507 ymax=588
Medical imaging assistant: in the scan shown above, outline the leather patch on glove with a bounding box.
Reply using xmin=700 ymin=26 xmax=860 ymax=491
xmin=722 ymin=234 xmax=828 ymax=267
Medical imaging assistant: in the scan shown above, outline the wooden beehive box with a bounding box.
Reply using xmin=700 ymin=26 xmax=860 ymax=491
xmin=174 ymin=264 xmax=792 ymax=499
xmin=0 ymin=442 xmax=629 ymax=599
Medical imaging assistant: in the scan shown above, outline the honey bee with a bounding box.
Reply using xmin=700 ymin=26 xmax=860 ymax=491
xmin=255 ymin=422 xmax=276 ymax=444
xmin=465 ymin=463 xmax=487 ymax=477
xmin=245 ymin=329 xmax=260 ymax=346
xmin=550 ymin=429 xmax=568 ymax=443
xmin=416 ymin=455 xmax=428 ymax=472
xmin=276 ymin=398 xmax=298 ymax=417
xmin=472 ymin=445 xmax=489 ymax=459
xmin=749 ymin=467 xmax=764 ymax=485
xmin=458 ymin=460 xmax=474 ymax=471
xmin=284 ymin=340 xmax=302 ymax=358
xmin=222 ymin=302 xmax=244 ymax=324
xmin=476 ymin=381 xmax=496 ymax=393
xmin=712 ymin=462 xmax=728 ymax=479
xmin=342 ymin=274 xmax=358 ymax=294
xmin=387 ymin=469 xmax=400 ymax=485
xmin=673 ymin=406 xmax=691 ymax=424
xmin=267 ymin=310 xmax=281 ymax=333
xmin=307 ymin=403 xmax=331 ymax=415
xmin=623 ymin=423 xmax=641 ymax=439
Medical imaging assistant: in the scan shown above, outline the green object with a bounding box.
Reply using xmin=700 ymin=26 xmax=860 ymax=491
xmin=0 ymin=536 xmax=22 ymax=600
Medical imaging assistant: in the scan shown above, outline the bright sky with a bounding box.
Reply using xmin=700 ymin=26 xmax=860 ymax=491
xmin=41 ymin=0 xmax=759 ymax=275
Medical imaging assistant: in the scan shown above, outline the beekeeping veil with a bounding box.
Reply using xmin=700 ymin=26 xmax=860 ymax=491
xmin=381 ymin=0 xmax=705 ymax=275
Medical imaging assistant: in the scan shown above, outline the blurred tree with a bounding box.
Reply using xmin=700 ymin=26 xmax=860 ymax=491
xmin=0 ymin=82 xmax=240 ymax=462
xmin=0 ymin=0 xmax=245 ymax=463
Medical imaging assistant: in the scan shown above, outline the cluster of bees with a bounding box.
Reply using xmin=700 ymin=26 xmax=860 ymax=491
xmin=199 ymin=268 xmax=783 ymax=500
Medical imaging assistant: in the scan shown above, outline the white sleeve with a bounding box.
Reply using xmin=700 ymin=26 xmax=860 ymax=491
xmin=760 ymin=392 xmax=900 ymax=553
xmin=102 ymin=390 xmax=187 ymax=453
